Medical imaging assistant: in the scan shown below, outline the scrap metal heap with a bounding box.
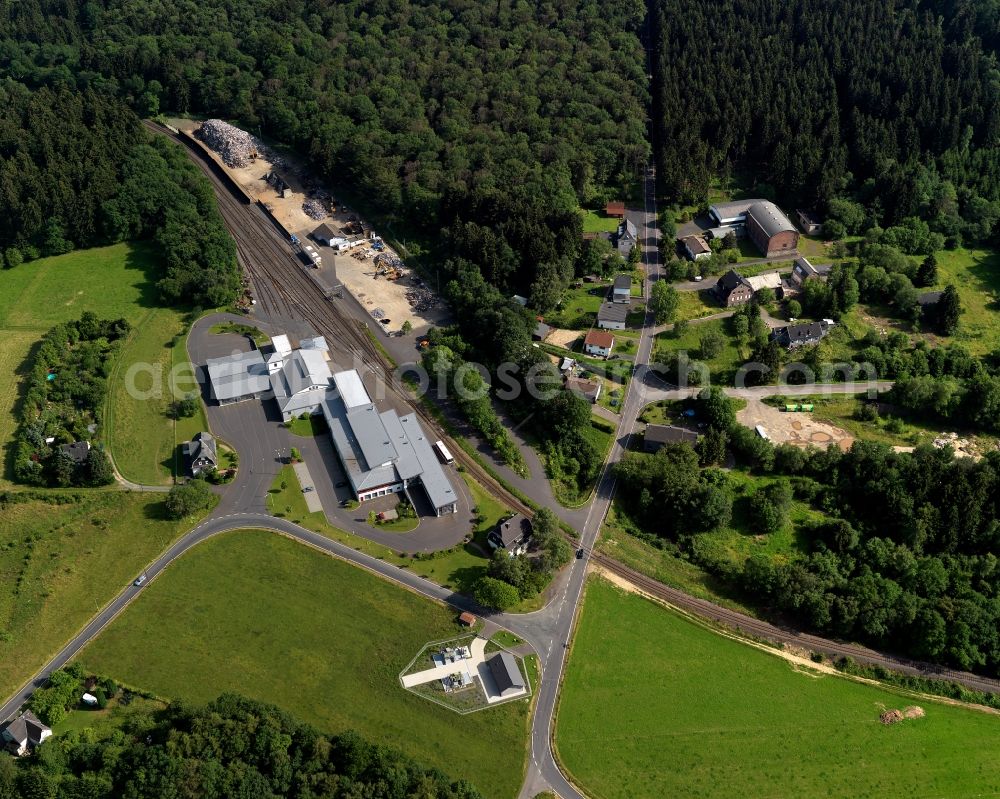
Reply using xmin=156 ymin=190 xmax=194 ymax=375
xmin=198 ymin=119 xmax=259 ymax=168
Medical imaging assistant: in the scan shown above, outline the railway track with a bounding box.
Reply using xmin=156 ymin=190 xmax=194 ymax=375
xmin=146 ymin=120 xmax=1000 ymax=699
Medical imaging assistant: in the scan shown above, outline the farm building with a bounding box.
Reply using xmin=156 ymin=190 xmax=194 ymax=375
xmin=612 ymin=274 xmax=632 ymax=303
xmin=182 ymin=432 xmax=218 ymax=476
xmin=709 ymin=200 xmax=799 ymax=257
xmin=488 ymin=513 xmax=532 ymax=556
xmin=643 ymin=424 xmax=698 ymax=452
xmin=584 ymin=330 xmax=615 ymax=358
xmin=682 ymin=235 xmax=712 ymax=261
xmin=605 ymin=201 xmax=626 ymax=218
xmin=597 ymin=301 xmax=628 ymax=330
xmin=797 ymin=209 xmax=823 ymax=234
xmin=712 ymin=270 xmax=755 ymax=307
xmin=322 ymin=369 xmax=458 ymax=515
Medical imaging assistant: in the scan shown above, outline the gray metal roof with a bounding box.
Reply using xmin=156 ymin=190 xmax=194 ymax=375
xmin=746 ymin=201 xmax=796 ymax=238
xmin=347 ymin=404 xmax=399 ymax=468
xmin=332 ymin=370 xmax=371 ymax=409
xmin=206 ymin=350 xmax=270 ymax=400
xmin=399 ymin=413 xmax=457 ymax=510
xmin=597 ymin=302 xmax=628 ymax=323
xmin=709 ymin=200 xmax=756 ymax=224
xmin=299 ymin=335 xmax=329 ymax=351
xmin=487 ymin=651 xmax=526 ymax=695
xmin=613 ymin=274 xmax=631 ymax=291
xmin=322 ymin=395 xmax=398 ymax=493
xmin=380 ymin=410 xmax=421 ymax=480
xmin=269 ymin=350 xmax=332 ymax=414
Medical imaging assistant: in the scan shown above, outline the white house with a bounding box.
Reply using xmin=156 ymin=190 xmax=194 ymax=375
xmin=2 ymin=710 xmax=51 ymax=756
xmin=597 ymin=301 xmax=628 ymax=330
xmin=584 ymin=329 xmax=614 ymax=358
xmin=612 ymin=274 xmax=631 ymax=303
xmin=682 ymin=235 xmax=712 ymax=261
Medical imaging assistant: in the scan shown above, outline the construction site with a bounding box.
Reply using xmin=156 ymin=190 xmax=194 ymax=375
xmin=173 ymin=118 xmax=448 ymax=334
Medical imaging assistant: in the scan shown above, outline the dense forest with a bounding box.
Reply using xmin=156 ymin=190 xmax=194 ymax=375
xmin=0 ymin=0 xmax=649 ymax=308
xmin=617 ymin=389 xmax=1000 ymax=678
xmin=3 ymin=687 xmax=482 ymax=798
xmin=0 ymin=82 xmax=240 ymax=307
xmin=652 ymin=0 xmax=1000 ymax=238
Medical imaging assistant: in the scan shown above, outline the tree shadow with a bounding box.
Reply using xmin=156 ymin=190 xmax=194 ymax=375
xmin=3 ymin=336 xmax=45 ymax=483
xmin=123 ymin=241 xmax=166 ymax=311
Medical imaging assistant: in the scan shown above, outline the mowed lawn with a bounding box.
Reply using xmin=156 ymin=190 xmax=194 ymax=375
xmin=0 ymin=491 xmax=202 ymax=701
xmin=78 ymin=531 xmax=532 ymax=799
xmin=557 ymin=578 xmax=1000 ymax=799
xmin=106 ymin=307 xmax=207 ymax=484
xmin=0 ymin=243 xmax=162 ymax=483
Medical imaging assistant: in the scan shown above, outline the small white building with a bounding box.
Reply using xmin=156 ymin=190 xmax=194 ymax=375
xmin=81 ymin=693 xmax=98 ymax=706
xmin=612 ymin=274 xmax=631 ymax=303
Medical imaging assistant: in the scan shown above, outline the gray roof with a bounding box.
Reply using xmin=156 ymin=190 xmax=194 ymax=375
xmin=312 ymin=223 xmax=338 ymax=241
xmin=3 ymin=710 xmax=49 ymax=746
xmin=645 ymin=424 xmax=698 ymax=446
xmin=619 ymin=219 xmax=638 ymax=241
xmin=709 ymin=200 xmax=757 ymax=223
xmin=774 ymin=321 xmax=829 ymax=346
xmin=269 ymin=349 xmax=332 ymax=414
xmin=918 ymin=291 xmax=943 ymax=306
xmin=533 ymin=321 xmax=551 ymax=339
xmin=793 ymin=256 xmax=819 ymax=278
xmin=183 ymin=432 xmax=217 ymax=465
xmin=683 ymin=235 xmax=711 ymax=255
xmin=613 ymin=274 xmax=631 ymax=291
xmin=597 ymin=302 xmax=628 ymax=323
xmin=321 ymin=379 xmax=457 ymax=510
xmin=332 ymin=370 xmax=371 ymax=409
xmin=299 ymin=335 xmax=328 ymax=351
xmin=59 ymin=440 xmax=90 ymax=463
xmin=565 ymin=377 xmax=601 ymax=400
xmin=746 ymin=201 xmax=796 ymax=238
xmin=492 ymin=514 xmax=532 ymax=548
xmin=487 ymin=651 xmax=526 ymax=695
xmin=206 ymin=350 xmax=269 ymax=400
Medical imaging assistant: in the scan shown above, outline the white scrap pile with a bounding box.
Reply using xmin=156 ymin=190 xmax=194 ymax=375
xmin=303 ymin=199 xmax=326 ymax=220
xmin=198 ymin=120 xmax=259 ymax=168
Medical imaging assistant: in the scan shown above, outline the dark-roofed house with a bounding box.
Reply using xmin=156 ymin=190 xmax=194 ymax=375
xmin=312 ymin=223 xmax=340 ymax=246
xmin=2 ymin=710 xmax=51 ymax=756
xmin=59 ymin=440 xmax=91 ymax=464
xmin=584 ymin=329 xmax=615 ymax=358
xmin=644 ymin=424 xmax=698 ymax=452
xmin=791 ymin=256 xmax=821 ymax=287
xmin=772 ymin=320 xmax=831 ymax=349
xmin=616 ymin=218 xmax=638 ymax=256
xmin=918 ymin=291 xmax=943 ymax=307
xmin=565 ymin=376 xmax=602 ymax=404
xmin=682 ymin=235 xmax=711 ymax=261
xmin=612 ymin=274 xmax=632 ymax=303
xmin=597 ymin=301 xmax=628 ymax=330
xmin=605 ymin=201 xmax=625 ymax=218
xmin=713 ymin=270 xmax=754 ymax=307
xmin=487 ymin=651 xmax=526 ymax=698
xmin=488 ymin=513 xmax=532 ymax=556
xmin=182 ymin=432 xmax=218 ymax=476
xmin=533 ymin=321 xmax=551 ymax=341
xmin=796 ymin=209 xmax=822 ymax=234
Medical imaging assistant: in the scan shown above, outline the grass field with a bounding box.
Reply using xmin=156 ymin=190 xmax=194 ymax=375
xmin=548 ymin=418 xmax=615 ymax=507
xmin=78 ymin=531 xmax=532 ymax=799
xmin=0 ymin=243 xmax=164 ymax=484
xmin=545 ymin=283 xmax=608 ymax=330
xmin=0 ymin=490 xmax=210 ymax=702
xmin=674 ymin=289 xmax=718 ymax=322
xmin=557 ymin=577 xmax=1000 ymax=799
xmin=655 ymin=318 xmax=743 ymax=384
xmin=934 ymin=247 xmax=1000 ymax=355
xmin=580 ymin=209 xmax=620 ymax=233
xmin=106 ymin=308 xmax=208 ymax=484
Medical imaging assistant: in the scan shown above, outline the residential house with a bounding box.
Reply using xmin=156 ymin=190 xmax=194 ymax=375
xmin=682 ymin=235 xmax=712 ymax=261
xmin=790 ymin=256 xmax=826 ymax=288
xmin=2 ymin=710 xmax=51 ymax=756
xmin=565 ymin=376 xmax=602 ymax=404
xmin=487 ymin=651 xmax=527 ymax=698
xmin=488 ymin=513 xmax=532 ymax=556
xmin=182 ymin=432 xmax=218 ymax=476
xmin=796 ymin=209 xmax=823 ymax=235
xmin=644 ymin=424 xmax=698 ymax=452
xmin=597 ymin=301 xmax=628 ymax=330
xmin=584 ymin=330 xmax=615 ymax=358
xmin=605 ymin=201 xmax=626 ymax=219
xmin=772 ymin=320 xmax=831 ymax=349
xmin=59 ymin=440 xmax=91 ymax=464
xmin=612 ymin=274 xmax=632 ymax=303
xmin=615 ymin=218 xmax=638 ymax=256
xmin=532 ymin=321 xmax=551 ymax=341
xmin=712 ymin=270 xmax=755 ymax=307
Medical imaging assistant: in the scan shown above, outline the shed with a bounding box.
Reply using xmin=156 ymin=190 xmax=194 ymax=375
xmin=458 ymin=612 xmax=477 ymax=627
xmin=605 ymin=201 xmax=626 ymax=218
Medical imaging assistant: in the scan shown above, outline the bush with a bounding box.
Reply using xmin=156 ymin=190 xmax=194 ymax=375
xmin=164 ymin=479 xmax=214 ymax=519
xmin=473 ymin=576 xmax=521 ymax=610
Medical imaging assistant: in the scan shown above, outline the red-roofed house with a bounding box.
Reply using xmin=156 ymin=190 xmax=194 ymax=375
xmin=584 ymin=330 xmax=615 ymax=358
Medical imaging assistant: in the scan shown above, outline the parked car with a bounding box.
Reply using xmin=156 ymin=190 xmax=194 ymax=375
xmin=335 ymin=480 xmax=347 ymax=488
